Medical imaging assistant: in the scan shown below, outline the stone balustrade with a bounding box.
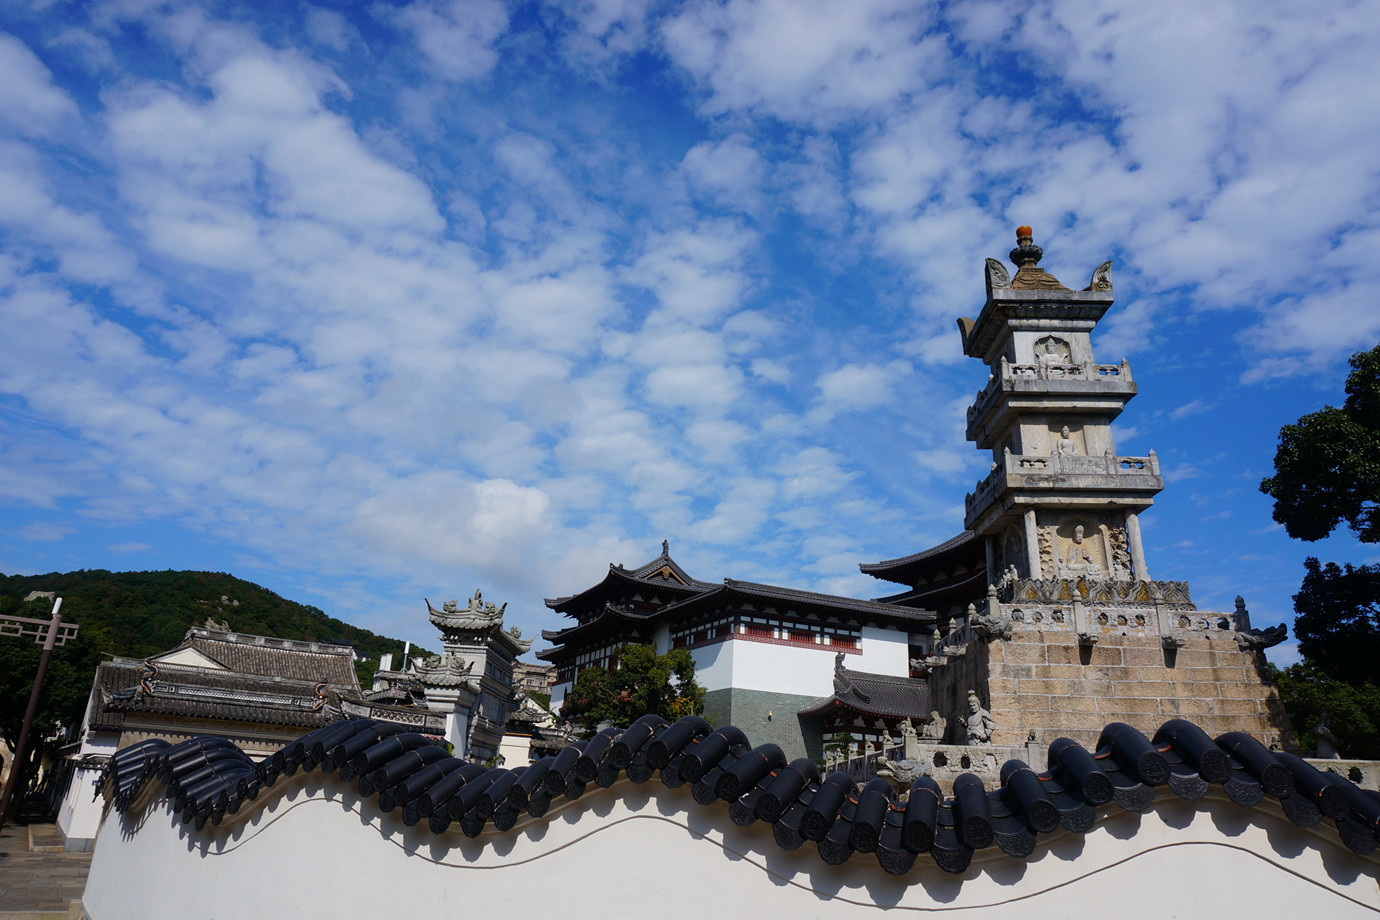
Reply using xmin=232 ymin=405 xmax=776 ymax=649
xmin=967 ymin=359 xmax=1134 ymax=425
xmin=965 ymin=448 xmax=1162 ymax=517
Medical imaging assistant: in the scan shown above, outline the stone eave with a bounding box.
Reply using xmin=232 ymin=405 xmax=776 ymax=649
xmin=960 ymin=288 xmax=1114 ymax=362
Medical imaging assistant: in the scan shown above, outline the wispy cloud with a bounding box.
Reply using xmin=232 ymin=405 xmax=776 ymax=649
xmin=0 ymin=0 xmax=1373 ymax=642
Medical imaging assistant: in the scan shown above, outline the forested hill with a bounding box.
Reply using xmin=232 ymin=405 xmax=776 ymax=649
xmin=0 ymin=569 xmax=428 ymax=666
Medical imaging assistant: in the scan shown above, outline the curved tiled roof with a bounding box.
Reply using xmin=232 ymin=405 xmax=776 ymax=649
xmin=97 ymin=715 xmax=1380 ymax=876
xmin=859 ymin=531 xmax=984 ymax=586
xmin=661 ymin=579 xmax=936 ymax=629
xmin=798 ymin=666 xmax=930 ymax=720
xmin=177 ymin=629 xmax=360 ymax=686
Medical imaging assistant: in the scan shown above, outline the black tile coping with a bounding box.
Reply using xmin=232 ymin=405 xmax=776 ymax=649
xmin=96 ymin=715 xmax=1380 ymax=876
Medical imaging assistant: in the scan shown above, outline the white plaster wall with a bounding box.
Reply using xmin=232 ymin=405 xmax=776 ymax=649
xmin=857 ymin=626 xmax=910 ymax=675
xmin=56 ymin=727 xmax=119 ymax=848
xmin=549 ymin=680 xmax=570 ymax=711
xmin=689 ymin=640 xmax=735 ymax=692
xmin=652 ymin=622 xmax=671 ymax=654
xmin=57 ymin=767 xmax=107 ymax=848
xmin=497 ymin=734 xmax=531 ymax=767
xmin=84 ymin=776 xmax=1380 ymax=920
xmin=719 ymin=640 xmax=837 ymax=696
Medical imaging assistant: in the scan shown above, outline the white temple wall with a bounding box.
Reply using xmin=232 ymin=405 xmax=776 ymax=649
xmin=83 ymin=773 xmax=1380 ymax=920
xmin=857 ymin=625 xmax=910 ymax=675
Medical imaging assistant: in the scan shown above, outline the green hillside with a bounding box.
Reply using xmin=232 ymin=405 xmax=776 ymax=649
xmin=0 ymin=569 xmax=433 ymax=674
xmin=0 ymin=569 xmax=435 ymax=794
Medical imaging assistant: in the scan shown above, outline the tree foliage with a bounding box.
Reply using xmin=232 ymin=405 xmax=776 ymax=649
xmin=1293 ymin=557 xmax=1380 ymax=685
xmin=562 ymin=644 xmax=704 ymax=734
xmin=1260 ymin=344 xmax=1380 ymax=543
xmin=1260 ymin=344 xmax=1380 ymax=757
xmin=1272 ymin=662 xmax=1380 ymax=760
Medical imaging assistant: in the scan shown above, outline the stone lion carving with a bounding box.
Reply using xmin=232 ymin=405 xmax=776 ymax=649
xmin=971 ymin=610 xmax=1014 ymax=641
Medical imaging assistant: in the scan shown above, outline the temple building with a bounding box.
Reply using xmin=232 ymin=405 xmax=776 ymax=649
xmin=539 ymin=544 xmax=936 ymax=760
xmin=56 ymin=623 xmax=368 ymax=850
xmin=540 ymin=227 xmax=1291 ymax=767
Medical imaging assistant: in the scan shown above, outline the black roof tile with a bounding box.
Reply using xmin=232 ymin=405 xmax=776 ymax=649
xmin=97 ymin=713 xmax=1379 ymax=876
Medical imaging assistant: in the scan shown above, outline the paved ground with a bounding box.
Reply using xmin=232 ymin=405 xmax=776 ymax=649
xmin=0 ymin=824 xmax=89 ymax=919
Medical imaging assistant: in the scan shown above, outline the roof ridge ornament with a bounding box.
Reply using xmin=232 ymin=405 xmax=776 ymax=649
xmin=1084 ymin=259 xmax=1113 ymax=292
xmin=1006 ymin=225 xmax=1070 ymax=291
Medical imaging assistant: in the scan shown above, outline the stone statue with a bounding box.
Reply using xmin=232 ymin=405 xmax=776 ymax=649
xmin=1055 ymin=425 xmax=1079 ymax=455
xmin=920 ymin=710 xmax=947 ymax=741
xmin=899 ymin=718 xmax=919 ymax=760
xmin=1061 ymin=524 xmax=1096 ymax=577
xmin=965 ymin=691 xmax=995 ymax=745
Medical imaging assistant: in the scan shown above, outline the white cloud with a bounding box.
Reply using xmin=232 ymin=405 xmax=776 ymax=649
xmin=389 ymin=0 xmax=509 ymax=82
xmin=662 ymin=0 xmax=936 ymax=123
xmin=812 ymin=359 xmax=912 ymax=417
xmin=680 ymin=134 xmax=765 ymax=211
xmin=0 ymin=34 xmax=78 ymax=137
xmin=18 ymin=522 xmax=74 ymax=542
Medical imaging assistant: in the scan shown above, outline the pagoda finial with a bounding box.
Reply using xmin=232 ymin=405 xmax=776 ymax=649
xmin=1009 ymin=225 xmax=1043 ymax=269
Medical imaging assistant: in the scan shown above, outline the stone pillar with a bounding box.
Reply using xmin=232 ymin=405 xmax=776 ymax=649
xmin=1023 ymin=509 xmax=1041 ymax=578
xmin=1126 ymin=512 xmax=1149 ymax=580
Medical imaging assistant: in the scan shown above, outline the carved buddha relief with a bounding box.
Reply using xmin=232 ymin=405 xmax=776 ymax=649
xmin=1034 ymin=335 xmax=1071 ymax=365
xmin=1055 ymin=519 xmax=1109 ymax=579
xmin=1037 ymin=526 xmax=1055 ymax=578
xmin=1106 ymin=523 xmax=1133 ymax=580
xmin=1047 ymin=421 xmax=1087 ymax=456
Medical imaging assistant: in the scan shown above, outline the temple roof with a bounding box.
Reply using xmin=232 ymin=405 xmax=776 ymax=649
xmin=90 ymin=658 xmax=347 ymax=732
xmin=537 ymin=602 xmax=658 ymax=649
xmin=860 ymin=531 xmax=984 ymax=587
xmin=545 ymin=543 xmax=713 ymax=616
xmin=657 ymin=579 xmax=935 ymax=628
xmin=88 ymin=626 xmax=363 ymax=734
xmin=160 ymin=627 xmax=360 ymax=686
xmin=798 ymin=659 xmax=930 ymax=721
xmin=98 ymin=713 xmax=1380 ymax=877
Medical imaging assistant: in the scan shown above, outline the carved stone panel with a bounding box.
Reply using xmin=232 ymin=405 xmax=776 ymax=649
xmin=1055 ymin=518 xmax=1108 ymax=579
xmin=1047 ymin=421 xmax=1086 ymax=456
xmin=1034 ymin=335 xmax=1071 ymax=365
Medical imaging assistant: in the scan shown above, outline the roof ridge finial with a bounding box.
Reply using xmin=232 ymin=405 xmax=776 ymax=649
xmin=662 ymin=539 xmax=669 ymax=555
xmin=1009 ymin=225 xmax=1043 ymax=269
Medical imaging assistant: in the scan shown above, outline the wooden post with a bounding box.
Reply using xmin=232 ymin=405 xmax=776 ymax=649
xmin=0 ymin=599 xmax=67 ymax=831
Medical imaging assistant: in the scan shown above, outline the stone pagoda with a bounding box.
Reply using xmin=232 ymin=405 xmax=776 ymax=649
xmin=960 ymin=227 xmax=1157 ymax=591
xmin=866 ymin=227 xmax=1291 ymax=757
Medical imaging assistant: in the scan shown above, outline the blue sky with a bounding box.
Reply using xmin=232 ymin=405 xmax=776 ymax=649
xmin=2 ymin=0 xmax=1378 ymax=666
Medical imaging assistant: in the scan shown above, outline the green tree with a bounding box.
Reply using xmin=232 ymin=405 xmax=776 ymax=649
xmin=562 ymin=644 xmax=704 ymax=734
xmin=1272 ymin=662 xmax=1380 ymax=760
xmin=0 ymin=629 xmax=107 ymax=800
xmin=1292 ymin=557 xmax=1380 ymax=685
xmin=1260 ymin=344 xmax=1380 ymax=543
xmin=1260 ymin=343 xmax=1380 ymax=757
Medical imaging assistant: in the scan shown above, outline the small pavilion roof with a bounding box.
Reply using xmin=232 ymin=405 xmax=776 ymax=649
xmin=798 ymin=664 xmax=930 ymax=721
